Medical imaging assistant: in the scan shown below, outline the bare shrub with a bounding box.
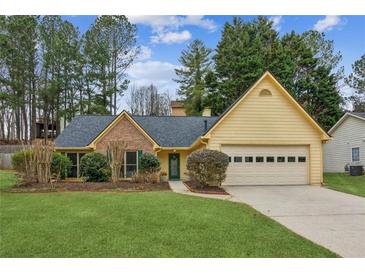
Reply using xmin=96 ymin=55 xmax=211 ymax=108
xmin=131 ymin=171 xmax=160 ymax=184
xmin=107 ymin=140 xmax=128 ymax=183
xmin=13 ymin=143 xmax=37 ymax=184
xmin=131 ymin=173 xmax=145 ymax=184
xmin=33 ymin=140 xmax=54 ymax=184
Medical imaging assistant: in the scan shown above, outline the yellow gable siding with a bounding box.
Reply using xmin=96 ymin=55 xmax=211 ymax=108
xmin=207 ymin=77 xmax=323 ymax=185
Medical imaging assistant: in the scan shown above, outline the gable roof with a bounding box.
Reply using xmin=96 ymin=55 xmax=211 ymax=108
xmin=133 ymin=116 xmax=217 ymax=147
xmin=55 ymin=114 xmax=218 ymax=148
xmin=89 ymin=111 xmax=159 ymax=148
xmin=328 ymin=112 xmax=365 ymax=134
xmin=203 ymin=71 xmax=331 ymax=141
xmin=54 ymin=115 xmax=116 ymax=148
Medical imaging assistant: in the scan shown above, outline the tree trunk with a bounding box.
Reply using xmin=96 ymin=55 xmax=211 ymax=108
xmin=22 ymin=105 xmax=28 ymax=142
xmin=31 ymin=76 xmax=36 ymax=140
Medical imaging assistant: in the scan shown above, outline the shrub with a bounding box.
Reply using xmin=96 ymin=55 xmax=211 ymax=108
xmin=11 ymin=150 xmax=33 ymax=173
xmin=186 ymin=149 xmax=229 ymax=187
xmin=51 ymin=153 xmax=72 ymax=179
xmin=140 ymin=153 xmax=161 ymax=173
xmin=131 ymin=172 xmax=160 ymax=184
xmin=131 ymin=173 xmax=145 ymax=184
xmin=80 ymin=152 xmax=111 ymax=182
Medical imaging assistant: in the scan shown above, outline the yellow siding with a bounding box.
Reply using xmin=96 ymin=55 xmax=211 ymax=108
xmin=157 ymin=150 xmax=192 ymax=181
xmin=207 ymin=77 xmax=324 ymax=185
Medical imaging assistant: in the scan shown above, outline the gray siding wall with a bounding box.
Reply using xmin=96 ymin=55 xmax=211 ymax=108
xmin=0 ymin=145 xmax=24 ymax=169
xmin=324 ymin=116 xmax=365 ymax=172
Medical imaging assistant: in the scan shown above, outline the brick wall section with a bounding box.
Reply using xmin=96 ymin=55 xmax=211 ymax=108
xmin=95 ymin=117 xmax=154 ymax=154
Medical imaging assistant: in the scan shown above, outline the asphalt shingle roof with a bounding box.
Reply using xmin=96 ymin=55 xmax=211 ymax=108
xmin=55 ymin=114 xmax=218 ymax=148
xmin=133 ymin=116 xmax=218 ymax=147
xmin=352 ymin=112 xmax=365 ymax=119
xmin=55 ymin=115 xmax=116 ymax=147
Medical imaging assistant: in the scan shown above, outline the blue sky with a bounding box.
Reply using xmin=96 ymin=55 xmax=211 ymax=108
xmin=63 ymin=15 xmax=365 ymax=107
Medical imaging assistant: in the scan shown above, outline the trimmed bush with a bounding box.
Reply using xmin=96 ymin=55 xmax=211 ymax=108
xmin=80 ymin=152 xmax=111 ymax=182
xmin=186 ymin=149 xmax=229 ymax=187
xmin=11 ymin=150 xmax=33 ymax=173
xmin=140 ymin=153 xmax=161 ymax=173
xmin=51 ymin=153 xmax=72 ymax=179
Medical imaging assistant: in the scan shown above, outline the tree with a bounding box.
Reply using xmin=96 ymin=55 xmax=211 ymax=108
xmin=38 ymin=16 xmax=81 ymax=140
xmin=174 ymin=39 xmax=212 ymax=115
xmin=297 ymin=66 xmax=343 ymax=129
xmin=83 ymin=16 xmax=138 ymax=115
xmin=209 ymin=16 xmax=293 ymax=114
xmin=127 ymin=84 xmax=170 ymax=116
xmin=0 ymin=16 xmax=38 ymax=141
xmin=346 ymin=54 xmax=365 ymax=112
xmin=205 ymin=16 xmax=343 ymax=129
xmin=302 ymin=30 xmax=344 ymax=82
xmin=0 ymin=15 xmax=139 ymax=142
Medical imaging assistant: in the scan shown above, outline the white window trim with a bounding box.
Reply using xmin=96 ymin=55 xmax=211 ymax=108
xmin=124 ymin=151 xmax=138 ymax=178
xmin=65 ymin=152 xmax=80 ymax=178
xmin=351 ymin=147 xmax=360 ymax=162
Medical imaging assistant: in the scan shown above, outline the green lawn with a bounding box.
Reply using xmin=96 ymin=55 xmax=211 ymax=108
xmin=324 ymin=173 xmax=365 ymax=197
xmin=0 ymin=171 xmax=336 ymax=258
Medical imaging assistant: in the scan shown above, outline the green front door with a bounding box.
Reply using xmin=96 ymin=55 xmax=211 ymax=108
xmin=168 ymin=153 xmax=180 ymax=180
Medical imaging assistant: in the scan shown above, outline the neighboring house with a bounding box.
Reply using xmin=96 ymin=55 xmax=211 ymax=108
xmin=324 ymin=112 xmax=365 ymax=173
xmin=55 ymin=72 xmax=330 ymax=185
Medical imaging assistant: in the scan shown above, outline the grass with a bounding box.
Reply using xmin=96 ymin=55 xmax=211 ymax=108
xmin=0 ymin=170 xmax=336 ymax=258
xmin=324 ymin=173 xmax=365 ymax=197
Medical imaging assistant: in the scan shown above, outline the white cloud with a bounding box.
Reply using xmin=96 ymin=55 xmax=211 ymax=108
xmin=313 ymin=16 xmax=343 ymax=32
xmin=128 ymin=15 xmax=217 ymax=44
xmin=128 ymin=16 xmax=180 ymax=32
xmin=128 ymin=15 xmax=217 ymax=32
xmin=151 ymin=30 xmax=192 ymax=44
xmin=137 ymin=45 xmax=152 ymax=61
xmin=182 ymin=16 xmax=217 ymax=32
xmin=127 ymin=60 xmax=180 ymax=93
xmin=269 ymin=16 xmax=283 ymax=31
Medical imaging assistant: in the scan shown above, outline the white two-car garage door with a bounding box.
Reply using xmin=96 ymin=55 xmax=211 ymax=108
xmin=222 ymin=145 xmax=309 ymax=185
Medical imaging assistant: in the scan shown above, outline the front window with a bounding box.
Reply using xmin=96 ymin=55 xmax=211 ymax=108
xmin=67 ymin=153 xmax=78 ymax=177
xmin=125 ymin=151 xmax=137 ymax=177
xmin=352 ymin=147 xmax=360 ymax=162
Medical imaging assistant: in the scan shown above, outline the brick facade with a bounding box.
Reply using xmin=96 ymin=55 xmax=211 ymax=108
xmin=95 ymin=117 xmax=154 ymax=154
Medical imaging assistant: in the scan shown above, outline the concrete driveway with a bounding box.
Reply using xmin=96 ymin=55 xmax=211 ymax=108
xmin=224 ymin=185 xmax=365 ymax=258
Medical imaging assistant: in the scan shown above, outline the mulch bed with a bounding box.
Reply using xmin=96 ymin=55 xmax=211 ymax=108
xmin=183 ymin=181 xmax=229 ymax=195
xmin=8 ymin=181 xmax=171 ymax=193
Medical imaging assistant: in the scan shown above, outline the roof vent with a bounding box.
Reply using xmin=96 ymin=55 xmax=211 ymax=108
xmin=259 ymin=89 xmax=272 ymax=96
xmin=204 ymin=119 xmax=208 ymax=131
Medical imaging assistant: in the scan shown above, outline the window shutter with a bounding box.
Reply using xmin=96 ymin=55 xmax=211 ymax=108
xmin=138 ymin=150 xmax=143 ymax=171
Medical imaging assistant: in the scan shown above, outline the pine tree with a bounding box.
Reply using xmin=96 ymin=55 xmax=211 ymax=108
xmin=206 ymin=16 xmax=343 ymax=129
xmin=83 ymin=16 xmax=138 ymax=115
xmin=210 ymin=16 xmax=292 ymax=114
xmin=174 ymin=39 xmax=212 ymax=115
xmin=0 ymin=15 xmax=38 ymax=141
xmin=346 ymin=54 xmax=365 ymax=112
